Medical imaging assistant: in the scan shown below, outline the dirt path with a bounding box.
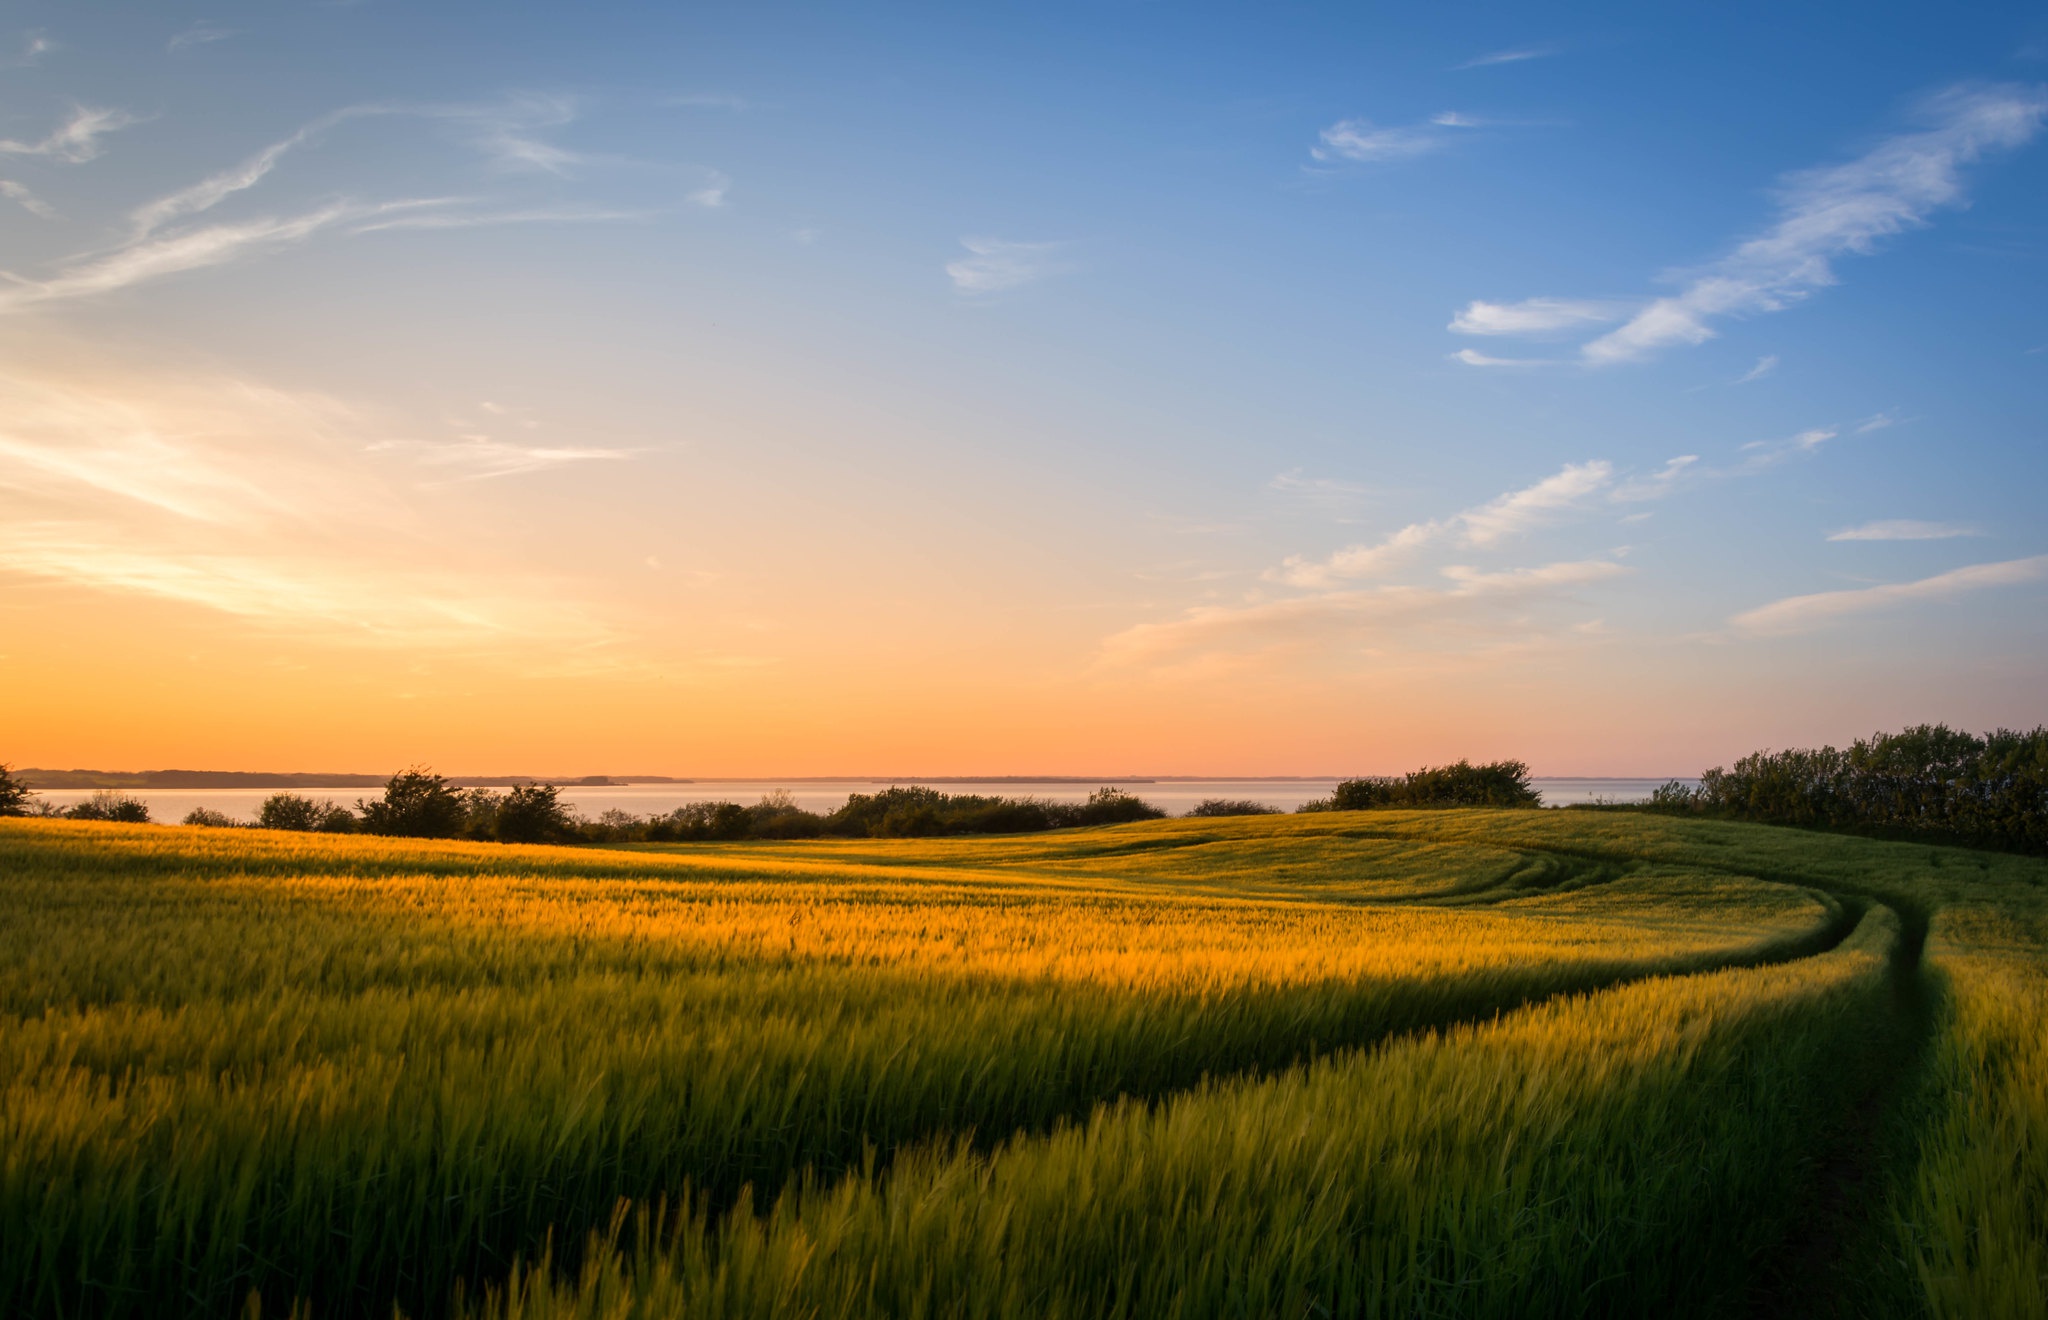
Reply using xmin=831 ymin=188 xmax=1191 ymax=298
xmin=1744 ymin=902 xmax=1934 ymax=1319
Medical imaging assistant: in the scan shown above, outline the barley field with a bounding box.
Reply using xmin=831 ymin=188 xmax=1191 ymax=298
xmin=2 ymin=811 xmax=2043 ymax=1318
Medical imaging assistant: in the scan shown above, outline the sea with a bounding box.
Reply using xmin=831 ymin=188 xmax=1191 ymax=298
xmin=32 ymin=777 xmax=1694 ymax=825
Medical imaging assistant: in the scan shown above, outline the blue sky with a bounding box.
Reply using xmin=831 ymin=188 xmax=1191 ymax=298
xmin=0 ymin=2 xmax=2043 ymax=774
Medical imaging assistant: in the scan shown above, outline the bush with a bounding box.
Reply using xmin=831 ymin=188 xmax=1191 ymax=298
xmin=495 ymin=783 xmax=578 ymax=844
xmin=182 ymin=807 xmax=241 ymax=828
xmin=0 ymin=763 xmax=34 ymax=816
xmin=1300 ymin=760 xmax=1541 ymax=812
xmin=358 ymin=768 xmax=468 ymax=838
xmin=1063 ymin=786 xmax=1168 ymax=826
xmin=258 ymin=793 xmax=356 ymax=832
xmin=66 ymin=790 xmax=151 ymax=823
xmin=1186 ymin=798 xmax=1282 ymax=817
xmin=1647 ymin=724 xmax=2048 ymax=854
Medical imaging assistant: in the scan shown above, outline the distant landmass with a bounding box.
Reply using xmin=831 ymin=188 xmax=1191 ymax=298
xmin=14 ymin=769 xmax=668 ymax=790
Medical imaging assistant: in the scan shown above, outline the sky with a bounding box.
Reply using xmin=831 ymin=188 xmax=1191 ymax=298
xmin=0 ymin=1 xmax=2044 ymax=777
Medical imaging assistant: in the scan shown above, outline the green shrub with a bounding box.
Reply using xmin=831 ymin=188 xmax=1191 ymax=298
xmin=1064 ymin=786 xmax=1168 ymax=826
xmin=182 ymin=808 xmax=241 ymax=828
xmin=1186 ymin=798 xmax=1282 ymax=817
xmin=1300 ymin=760 xmax=1540 ymax=812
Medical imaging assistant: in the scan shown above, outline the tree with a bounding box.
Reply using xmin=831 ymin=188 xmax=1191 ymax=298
xmin=358 ymin=768 xmax=468 ymax=838
xmin=259 ymin=793 xmax=357 ymax=832
xmin=495 ymin=783 xmax=577 ymax=843
xmin=0 ymin=763 xmax=33 ymax=816
xmin=66 ymin=790 xmax=151 ymax=823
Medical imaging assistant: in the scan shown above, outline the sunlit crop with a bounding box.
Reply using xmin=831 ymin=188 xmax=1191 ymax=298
xmin=3 ymin=810 xmax=2045 ymax=1318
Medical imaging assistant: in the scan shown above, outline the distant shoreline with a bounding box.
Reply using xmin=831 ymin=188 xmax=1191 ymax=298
xmin=15 ymin=769 xmax=1689 ymax=790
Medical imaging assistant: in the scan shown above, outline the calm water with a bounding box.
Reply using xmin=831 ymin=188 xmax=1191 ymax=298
xmin=33 ymin=777 xmax=1692 ymax=824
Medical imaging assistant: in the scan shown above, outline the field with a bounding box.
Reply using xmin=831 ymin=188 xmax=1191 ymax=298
xmin=2 ymin=811 xmax=2044 ymax=1318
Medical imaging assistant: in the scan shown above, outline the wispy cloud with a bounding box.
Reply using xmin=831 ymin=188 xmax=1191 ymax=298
xmin=1735 ymin=354 xmax=1779 ymax=383
xmin=373 ymin=436 xmax=636 ymax=482
xmin=947 ymin=237 xmax=1069 ymax=294
xmin=167 ymin=24 xmax=239 ymax=53
xmin=0 ymin=205 xmax=365 ymax=313
xmin=1732 ymin=555 xmax=2048 ymax=635
xmin=0 ymin=360 xmax=624 ymax=653
xmin=1450 ymin=85 xmax=2048 ymax=366
xmin=1268 ymin=470 xmax=1378 ymax=510
xmin=1580 ymin=85 xmax=2047 ymax=364
xmin=454 ymin=94 xmax=587 ymax=174
xmin=0 ymin=104 xmax=142 ymax=163
xmin=1278 ymin=461 xmax=1613 ymax=587
xmin=1827 ymin=519 xmax=1982 ymax=542
xmin=1312 ymin=112 xmax=1479 ymax=164
xmin=1461 ymin=460 xmax=1614 ymax=545
xmin=1450 ymin=348 xmax=1554 ymax=367
xmin=1 ymin=101 xmax=645 ymax=315
xmin=1105 ymin=557 xmax=1626 ymax=665
xmin=0 ymin=179 xmax=56 ymax=219
xmin=1736 ymin=426 xmax=1836 ymax=472
xmin=6 ymin=30 xmax=55 ymax=68
xmin=0 ymin=530 xmax=616 ymax=648
xmin=1455 ymin=46 xmax=1556 ymax=70
xmin=689 ymin=170 xmax=730 ymax=208
xmin=1611 ymin=455 xmax=1699 ymax=502
xmin=1449 ymin=297 xmax=1632 ymax=336
xmin=1855 ymin=411 xmax=1905 ymax=433
xmin=665 ymin=93 xmax=749 ymax=111
xmin=124 ymin=109 xmax=380 ymax=240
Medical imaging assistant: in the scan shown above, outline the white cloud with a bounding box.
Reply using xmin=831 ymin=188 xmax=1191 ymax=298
xmin=0 ymin=360 xmax=623 ymax=653
xmin=0 ymin=179 xmax=56 ymax=219
xmin=1577 ymin=85 xmax=2047 ymax=364
xmin=1610 ymin=455 xmax=1699 ymax=502
xmin=374 ymin=437 xmax=635 ymax=482
xmin=947 ymin=238 xmax=1068 ymax=294
xmin=1460 ymin=460 xmax=1613 ymax=545
xmin=1854 ymin=411 xmax=1904 ymax=433
xmin=125 ymin=111 xmax=368 ymax=239
xmin=1732 ymin=555 xmax=2048 ymax=635
xmin=0 ymin=99 xmax=643 ymax=315
xmin=1276 ymin=461 xmax=1613 ymax=586
xmin=1735 ymin=354 xmax=1779 ymax=383
xmin=689 ymin=170 xmax=730 ymax=208
xmin=1450 ymin=348 xmax=1556 ymax=368
xmin=1455 ymin=47 xmax=1555 ymax=70
xmin=459 ymin=94 xmax=585 ymax=174
xmin=1312 ymin=113 xmax=1477 ymax=164
xmin=1449 ymin=297 xmax=1632 ymax=336
xmin=1827 ymin=519 xmax=1981 ymax=542
xmin=1269 ymin=470 xmax=1376 ymax=499
xmin=0 ymin=205 xmax=363 ymax=313
xmin=1105 ymin=557 xmax=1626 ymax=664
xmin=1734 ymin=426 xmax=1837 ymax=472
xmin=1276 ymin=520 xmax=1443 ymax=587
xmin=0 ymin=104 xmax=142 ymax=163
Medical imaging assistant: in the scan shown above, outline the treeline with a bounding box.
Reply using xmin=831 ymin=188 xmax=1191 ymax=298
xmin=0 ymin=758 xmax=1550 ymax=844
xmin=1644 ymin=724 xmax=2048 ymax=854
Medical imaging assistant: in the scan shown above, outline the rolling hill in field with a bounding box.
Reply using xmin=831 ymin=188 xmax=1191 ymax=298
xmin=2 ymin=810 xmax=2042 ymax=1318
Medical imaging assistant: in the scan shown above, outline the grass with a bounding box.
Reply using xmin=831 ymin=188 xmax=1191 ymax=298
xmin=1 ymin=809 xmax=2044 ymax=1317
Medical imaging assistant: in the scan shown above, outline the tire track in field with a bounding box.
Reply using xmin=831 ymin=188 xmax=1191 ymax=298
xmin=1743 ymin=897 xmax=1935 ymax=1319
